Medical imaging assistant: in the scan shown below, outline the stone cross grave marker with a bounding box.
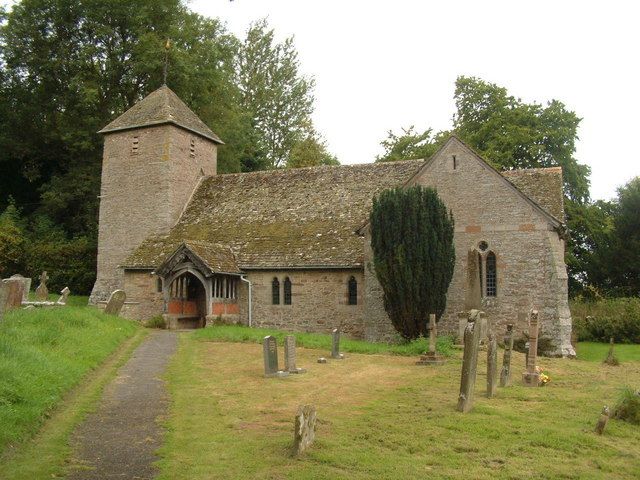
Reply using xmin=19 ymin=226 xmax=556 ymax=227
xmin=263 ymin=335 xmax=289 ymax=378
xmin=35 ymin=271 xmax=49 ymax=301
xmin=9 ymin=274 xmax=31 ymax=303
xmin=416 ymin=313 xmax=445 ymax=365
xmin=499 ymin=324 xmax=514 ymax=387
xmin=284 ymin=335 xmax=306 ymax=374
xmin=292 ymin=404 xmax=317 ymax=456
xmin=104 ymin=289 xmax=126 ymax=316
xmin=457 ymin=309 xmax=484 ymax=413
xmin=57 ymin=287 xmax=71 ymax=305
xmin=522 ymin=310 xmax=541 ymax=386
xmin=331 ymin=328 xmax=344 ymax=359
xmin=486 ymin=324 xmax=498 ymax=398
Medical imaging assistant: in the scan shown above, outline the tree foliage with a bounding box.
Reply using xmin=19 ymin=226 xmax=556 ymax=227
xmin=370 ymin=186 xmax=455 ymax=340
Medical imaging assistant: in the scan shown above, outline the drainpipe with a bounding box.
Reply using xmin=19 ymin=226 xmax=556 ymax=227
xmin=240 ymin=275 xmax=252 ymax=327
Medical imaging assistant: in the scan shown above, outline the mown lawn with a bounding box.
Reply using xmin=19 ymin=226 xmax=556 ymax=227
xmin=0 ymin=304 xmax=141 ymax=454
xmin=159 ymin=331 xmax=640 ymax=479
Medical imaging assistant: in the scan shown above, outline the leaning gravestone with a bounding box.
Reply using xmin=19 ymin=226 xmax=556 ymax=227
xmin=331 ymin=328 xmax=344 ymax=359
xmin=499 ymin=324 xmax=515 ymax=387
xmin=104 ymin=289 xmax=126 ymax=316
xmin=57 ymin=287 xmax=71 ymax=305
xmin=522 ymin=310 xmax=541 ymax=387
xmin=263 ymin=335 xmax=289 ymax=378
xmin=35 ymin=271 xmax=49 ymax=301
xmin=284 ymin=335 xmax=306 ymax=374
xmin=486 ymin=325 xmax=498 ymax=398
xmin=457 ymin=309 xmax=484 ymax=413
xmin=292 ymin=404 xmax=317 ymax=456
xmin=9 ymin=274 xmax=31 ymax=303
xmin=1 ymin=278 xmax=25 ymax=311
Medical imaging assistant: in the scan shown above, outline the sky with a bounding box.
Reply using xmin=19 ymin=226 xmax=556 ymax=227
xmin=190 ymin=0 xmax=639 ymax=201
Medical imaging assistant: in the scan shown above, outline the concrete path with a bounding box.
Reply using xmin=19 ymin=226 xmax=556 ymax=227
xmin=68 ymin=331 xmax=179 ymax=480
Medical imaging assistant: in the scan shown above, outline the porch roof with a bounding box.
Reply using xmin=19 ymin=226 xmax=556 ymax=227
xmin=154 ymin=241 xmax=242 ymax=277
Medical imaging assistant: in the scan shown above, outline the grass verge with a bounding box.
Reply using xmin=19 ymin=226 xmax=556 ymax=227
xmin=193 ymin=324 xmax=454 ymax=357
xmin=0 ymin=306 xmax=140 ymax=454
xmin=159 ymin=333 xmax=640 ymax=479
xmin=576 ymin=342 xmax=640 ymax=362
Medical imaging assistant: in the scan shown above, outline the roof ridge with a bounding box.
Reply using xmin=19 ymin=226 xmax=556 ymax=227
xmin=502 ymin=166 xmax=563 ymax=174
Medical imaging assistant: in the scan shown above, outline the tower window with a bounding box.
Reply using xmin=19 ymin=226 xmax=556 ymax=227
xmin=348 ymin=276 xmax=358 ymax=305
xmin=272 ymin=277 xmax=280 ymax=305
xmin=190 ymin=138 xmax=196 ymax=157
xmin=486 ymin=252 xmax=497 ymax=297
xmin=453 ymin=155 xmax=457 ymax=170
xmin=284 ymin=277 xmax=292 ymax=305
xmin=132 ymin=136 xmax=139 ymax=155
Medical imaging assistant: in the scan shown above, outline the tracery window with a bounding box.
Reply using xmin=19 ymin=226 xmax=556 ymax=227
xmin=272 ymin=277 xmax=280 ymax=305
xmin=348 ymin=276 xmax=358 ymax=305
xmin=283 ymin=277 xmax=292 ymax=305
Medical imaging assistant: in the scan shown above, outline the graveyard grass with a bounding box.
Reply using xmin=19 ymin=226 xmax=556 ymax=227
xmin=159 ymin=331 xmax=640 ymax=480
xmin=0 ymin=303 xmax=142 ymax=464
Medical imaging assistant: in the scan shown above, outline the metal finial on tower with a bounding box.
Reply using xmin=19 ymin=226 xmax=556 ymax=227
xmin=163 ymin=38 xmax=171 ymax=85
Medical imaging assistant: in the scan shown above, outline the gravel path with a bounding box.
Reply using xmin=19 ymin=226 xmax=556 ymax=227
xmin=68 ymin=330 xmax=178 ymax=480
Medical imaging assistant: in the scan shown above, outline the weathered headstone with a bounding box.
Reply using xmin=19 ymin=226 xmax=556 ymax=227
xmin=594 ymin=406 xmax=610 ymax=435
xmin=284 ymin=335 xmax=306 ymax=374
xmin=522 ymin=310 xmax=541 ymax=387
xmin=292 ymin=404 xmax=317 ymax=456
xmin=35 ymin=271 xmax=49 ymax=301
xmin=331 ymin=328 xmax=344 ymax=359
xmin=9 ymin=274 xmax=31 ymax=303
xmin=56 ymin=287 xmax=71 ymax=305
xmin=317 ymin=357 xmax=327 ymax=364
xmin=486 ymin=326 xmax=498 ymax=398
xmin=499 ymin=324 xmax=514 ymax=387
xmin=104 ymin=289 xmax=126 ymax=316
xmin=416 ymin=313 xmax=445 ymax=365
xmin=1 ymin=278 xmax=26 ymax=317
xmin=263 ymin=335 xmax=289 ymax=378
xmin=457 ymin=309 xmax=484 ymax=413
xmin=603 ymin=337 xmax=619 ymax=366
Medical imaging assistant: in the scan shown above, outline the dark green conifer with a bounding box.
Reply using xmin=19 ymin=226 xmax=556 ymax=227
xmin=370 ymin=186 xmax=455 ymax=340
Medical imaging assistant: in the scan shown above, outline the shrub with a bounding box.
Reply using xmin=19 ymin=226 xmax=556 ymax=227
xmin=571 ymin=298 xmax=640 ymax=343
xmin=613 ymin=387 xmax=640 ymax=425
xmin=144 ymin=315 xmax=167 ymax=329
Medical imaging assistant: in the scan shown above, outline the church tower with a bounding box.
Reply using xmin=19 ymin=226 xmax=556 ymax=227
xmin=89 ymin=85 xmax=223 ymax=303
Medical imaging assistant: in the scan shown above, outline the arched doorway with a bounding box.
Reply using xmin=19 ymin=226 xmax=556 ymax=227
xmin=166 ymin=271 xmax=207 ymax=329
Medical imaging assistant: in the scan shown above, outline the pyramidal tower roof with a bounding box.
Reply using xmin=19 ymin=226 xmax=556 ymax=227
xmin=98 ymin=85 xmax=223 ymax=143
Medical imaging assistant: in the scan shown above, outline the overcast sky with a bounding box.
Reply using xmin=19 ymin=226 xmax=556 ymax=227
xmin=193 ymin=0 xmax=639 ymax=201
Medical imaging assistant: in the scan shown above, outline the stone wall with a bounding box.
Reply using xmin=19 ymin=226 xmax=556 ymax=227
xmin=364 ymin=139 xmax=574 ymax=356
xmin=90 ymin=124 xmax=217 ymax=304
xmin=238 ymin=270 xmax=365 ymax=337
xmin=121 ymin=270 xmax=164 ymax=320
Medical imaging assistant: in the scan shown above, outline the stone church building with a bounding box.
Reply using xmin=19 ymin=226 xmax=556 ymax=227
xmin=89 ymin=85 xmax=575 ymax=357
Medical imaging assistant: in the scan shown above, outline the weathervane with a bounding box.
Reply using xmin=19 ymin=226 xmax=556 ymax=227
xmin=163 ymin=38 xmax=171 ymax=85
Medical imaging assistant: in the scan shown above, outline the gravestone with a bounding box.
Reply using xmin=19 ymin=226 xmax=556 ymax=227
xmin=35 ymin=271 xmax=49 ymax=301
xmin=603 ymin=337 xmax=619 ymax=366
xmin=104 ymin=289 xmax=126 ymax=316
xmin=416 ymin=313 xmax=445 ymax=365
xmin=486 ymin=326 xmax=498 ymax=398
xmin=499 ymin=324 xmax=514 ymax=387
xmin=317 ymin=357 xmax=327 ymax=364
xmin=331 ymin=328 xmax=344 ymax=359
xmin=9 ymin=274 xmax=31 ymax=302
xmin=284 ymin=335 xmax=306 ymax=374
xmin=292 ymin=404 xmax=317 ymax=456
xmin=0 ymin=278 xmax=25 ymax=317
xmin=594 ymin=406 xmax=609 ymax=435
xmin=522 ymin=310 xmax=541 ymax=387
xmin=57 ymin=287 xmax=71 ymax=305
xmin=457 ymin=309 xmax=484 ymax=413
xmin=263 ymin=335 xmax=289 ymax=378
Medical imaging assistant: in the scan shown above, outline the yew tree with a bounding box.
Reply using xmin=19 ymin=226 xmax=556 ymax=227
xmin=370 ymin=186 xmax=455 ymax=340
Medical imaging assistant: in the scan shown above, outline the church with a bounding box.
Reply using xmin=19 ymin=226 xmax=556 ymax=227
xmin=89 ymin=85 xmax=575 ymax=357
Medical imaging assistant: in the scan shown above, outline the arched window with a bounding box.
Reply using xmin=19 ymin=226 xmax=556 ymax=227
xmin=485 ymin=252 xmax=497 ymax=297
xmin=284 ymin=277 xmax=292 ymax=305
xmin=348 ymin=276 xmax=358 ymax=305
xmin=156 ymin=277 xmax=163 ymax=293
xmin=272 ymin=277 xmax=280 ymax=305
